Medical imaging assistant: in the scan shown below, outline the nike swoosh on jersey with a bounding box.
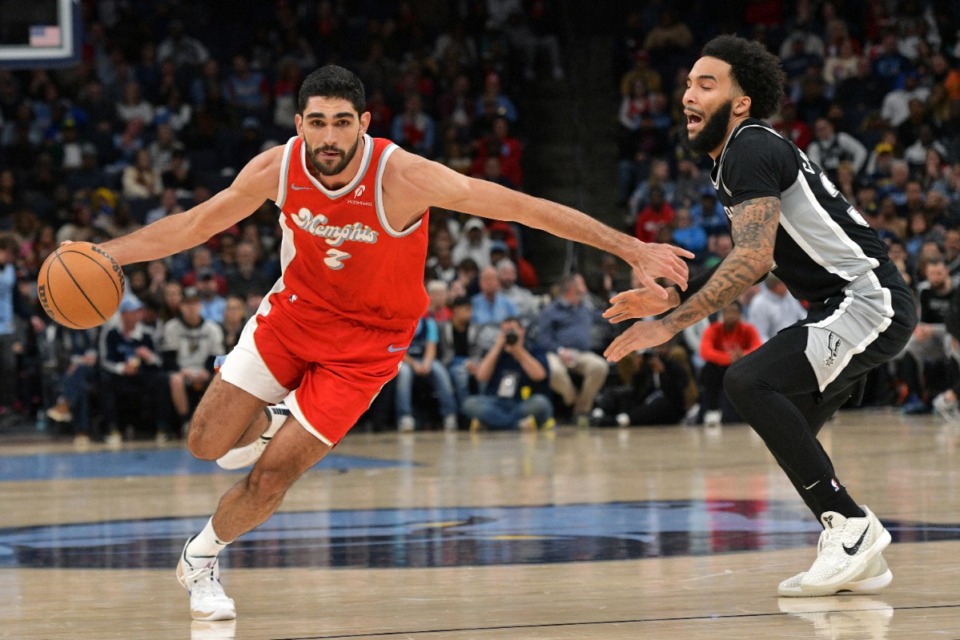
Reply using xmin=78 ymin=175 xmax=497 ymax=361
xmin=290 ymin=184 xmax=311 ymax=190
xmin=387 ymin=344 xmax=409 ymax=353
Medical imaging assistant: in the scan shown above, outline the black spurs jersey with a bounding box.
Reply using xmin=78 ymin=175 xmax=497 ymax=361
xmin=711 ymin=118 xmax=890 ymax=303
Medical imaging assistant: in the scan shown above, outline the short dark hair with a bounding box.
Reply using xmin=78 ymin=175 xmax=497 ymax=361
xmin=0 ymin=233 xmax=18 ymax=254
xmin=298 ymin=65 xmax=366 ymax=114
xmin=701 ymin=35 xmax=785 ymax=120
xmin=557 ymin=273 xmax=580 ymax=294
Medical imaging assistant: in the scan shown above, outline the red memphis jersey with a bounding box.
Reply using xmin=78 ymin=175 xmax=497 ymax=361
xmin=271 ymin=135 xmax=430 ymax=331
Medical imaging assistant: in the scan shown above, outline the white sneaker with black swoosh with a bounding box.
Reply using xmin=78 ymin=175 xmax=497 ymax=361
xmin=216 ymin=405 xmax=290 ymax=470
xmin=783 ymin=506 xmax=891 ymax=597
xmin=779 ymin=553 xmax=892 ymax=596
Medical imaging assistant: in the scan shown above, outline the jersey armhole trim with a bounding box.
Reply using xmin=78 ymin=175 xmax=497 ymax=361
xmin=275 ymin=136 xmax=297 ymax=208
xmin=376 ymin=144 xmax=423 ymax=238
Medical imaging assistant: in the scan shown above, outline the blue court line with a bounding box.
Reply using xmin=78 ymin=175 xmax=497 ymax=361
xmin=0 ymin=448 xmax=406 ymax=482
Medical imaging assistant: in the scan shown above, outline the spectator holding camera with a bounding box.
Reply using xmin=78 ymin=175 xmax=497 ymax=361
xmin=461 ymin=317 xmax=553 ymax=430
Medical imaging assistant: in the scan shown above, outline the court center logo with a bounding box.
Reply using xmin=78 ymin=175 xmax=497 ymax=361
xmin=0 ymin=500 xmax=955 ymax=570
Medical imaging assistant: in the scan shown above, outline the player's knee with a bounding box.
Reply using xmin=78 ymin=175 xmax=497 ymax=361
xmin=185 ymin=413 xmax=222 ymax=460
xmin=186 ymin=430 xmax=218 ymax=460
xmin=245 ymin=465 xmax=294 ymax=503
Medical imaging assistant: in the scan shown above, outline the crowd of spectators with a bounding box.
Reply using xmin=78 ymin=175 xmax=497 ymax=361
xmin=612 ymin=1 xmax=960 ymax=421
xmin=0 ymin=0 xmax=566 ymax=441
xmin=6 ymin=1 xmax=960 ymax=441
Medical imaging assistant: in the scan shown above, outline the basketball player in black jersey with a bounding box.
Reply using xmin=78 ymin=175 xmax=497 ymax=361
xmin=603 ymin=35 xmax=917 ymax=597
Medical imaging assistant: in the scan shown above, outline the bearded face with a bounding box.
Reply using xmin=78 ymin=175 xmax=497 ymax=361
xmin=686 ymin=99 xmax=733 ymax=154
xmin=305 ymin=134 xmax=361 ymax=176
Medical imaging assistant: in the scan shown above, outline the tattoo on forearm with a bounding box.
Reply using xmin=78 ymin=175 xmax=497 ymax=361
xmin=663 ymin=196 xmax=778 ymax=333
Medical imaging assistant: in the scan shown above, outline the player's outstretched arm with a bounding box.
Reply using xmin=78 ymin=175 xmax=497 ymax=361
xmin=603 ymin=263 xmax=721 ymax=323
xmin=603 ymin=286 xmax=680 ymax=323
xmin=99 ymin=147 xmax=285 ymax=266
xmin=384 ymin=150 xmax=694 ymax=297
xmin=603 ymin=196 xmax=778 ymax=362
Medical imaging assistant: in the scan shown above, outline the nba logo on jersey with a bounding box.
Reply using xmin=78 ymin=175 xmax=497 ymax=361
xmin=213 ymin=355 xmax=228 ymax=373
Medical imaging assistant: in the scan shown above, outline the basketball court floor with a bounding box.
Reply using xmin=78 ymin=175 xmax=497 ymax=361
xmin=2 ymin=408 xmax=959 ymax=639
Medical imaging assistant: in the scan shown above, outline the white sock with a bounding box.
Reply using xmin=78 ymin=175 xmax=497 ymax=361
xmin=186 ymin=518 xmax=232 ymax=558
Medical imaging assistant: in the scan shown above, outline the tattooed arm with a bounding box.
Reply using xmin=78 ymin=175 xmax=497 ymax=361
xmin=603 ymin=196 xmax=778 ymax=362
xmin=662 ymin=196 xmax=777 ymax=332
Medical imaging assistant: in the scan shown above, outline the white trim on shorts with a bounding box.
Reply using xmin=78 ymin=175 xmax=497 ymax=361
xmin=219 ymin=314 xmax=335 ymax=447
xmin=283 ymin=392 xmax=333 ymax=447
xmin=219 ymin=315 xmax=290 ymax=403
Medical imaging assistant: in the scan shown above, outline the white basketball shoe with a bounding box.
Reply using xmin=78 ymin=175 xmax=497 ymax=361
xmin=176 ymin=538 xmax=236 ymax=621
xmin=779 ymin=553 xmax=892 ymax=596
xmin=779 ymin=506 xmax=892 ymax=597
xmin=216 ymin=405 xmax=290 ymax=470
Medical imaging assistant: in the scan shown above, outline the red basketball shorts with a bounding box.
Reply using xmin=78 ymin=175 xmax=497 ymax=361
xmin=219 ymin=292 xmax=416 ymax=446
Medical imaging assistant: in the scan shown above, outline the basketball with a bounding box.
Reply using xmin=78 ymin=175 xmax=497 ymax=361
xmin=37 ymin=242 xmax=125 ymax=329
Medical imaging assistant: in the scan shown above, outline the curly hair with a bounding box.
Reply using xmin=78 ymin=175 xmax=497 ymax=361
xmin=701 ymin=35 xmax=785 ymax=120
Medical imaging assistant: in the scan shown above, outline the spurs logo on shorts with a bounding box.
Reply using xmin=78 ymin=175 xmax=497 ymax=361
xmin=806 ymin=327 xmax=854 ymax=391
xmin=824 ymin=331 xmax=842 ymax=368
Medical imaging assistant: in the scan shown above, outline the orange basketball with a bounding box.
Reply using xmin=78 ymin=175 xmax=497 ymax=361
xmin=37 ymin=242 xmax=125 ymax=329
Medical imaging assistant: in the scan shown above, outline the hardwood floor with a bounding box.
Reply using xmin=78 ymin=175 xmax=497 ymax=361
xmin=1 ymin=408 xmax=958 ymax=639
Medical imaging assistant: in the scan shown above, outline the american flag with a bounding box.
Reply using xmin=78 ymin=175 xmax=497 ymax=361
xmin=29 ymin=25 xmax=62 ymax=48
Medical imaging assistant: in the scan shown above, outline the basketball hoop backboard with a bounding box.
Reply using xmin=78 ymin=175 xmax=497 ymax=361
xmin=0 ymin=0 xmax=81 ymax=69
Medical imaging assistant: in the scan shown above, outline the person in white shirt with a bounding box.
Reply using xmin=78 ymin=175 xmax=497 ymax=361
xmin=746 ymin=274 xmax=808 ymax=342
xmin=880 ymin=73 xmax=930 ymax=128
xmin=805 ymin=118 xmax=867 ymax=182
xmin=451 ymin=217 xmax=493 ymax=269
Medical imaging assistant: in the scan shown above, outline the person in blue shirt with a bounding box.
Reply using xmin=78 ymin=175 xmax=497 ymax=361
xmin=195 ymin=268 xmax=227 ymax=324
xmin=394 ymin=314 xmax=458 ymax=432
xmin=471 ymin=265 xmax=518 ymax=323
xmin=0 ymin=235 xmax=19 ymax=425
xmin=537 ymin=273 xmax=609 ymax=425
xmin=461 ymin=317 xmax=553 ymax=430
xmin=670 ymin=207 xmax=708 ymax=262
xmin=689 ymin=186 xmax=727 ymax=236
xmin=471 ymin=265 xmax=519 ymax=351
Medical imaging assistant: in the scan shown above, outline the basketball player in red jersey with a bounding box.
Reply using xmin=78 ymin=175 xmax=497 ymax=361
xmin=94 ymin=65 xmax=692 ymax=621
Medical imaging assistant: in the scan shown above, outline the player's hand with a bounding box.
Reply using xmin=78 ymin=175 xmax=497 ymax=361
xmin=603 ymin=319 xmax=675 ymax=363
xmin=627 ymin=241 xmax=693 ymax=299
xmin=603 ymin=287 xmax=679 ymax=323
